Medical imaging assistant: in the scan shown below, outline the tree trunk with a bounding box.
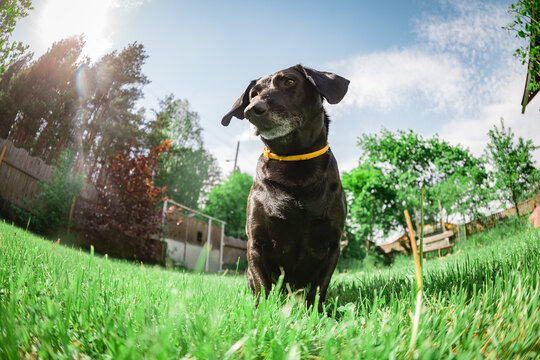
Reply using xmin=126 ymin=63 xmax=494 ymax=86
xmin=512 ymin=189 xmax=521 ymax=217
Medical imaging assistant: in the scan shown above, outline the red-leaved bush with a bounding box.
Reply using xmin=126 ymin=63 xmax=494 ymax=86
xmin=76 ymin=140 xmax=170 ymax=262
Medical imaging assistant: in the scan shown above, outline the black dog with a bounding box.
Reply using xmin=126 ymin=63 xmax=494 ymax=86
xmin=222 ymin=64 xmax=349 ymax=311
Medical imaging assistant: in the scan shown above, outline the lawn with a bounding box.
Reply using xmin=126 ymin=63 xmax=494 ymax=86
xmin=0 ymin=219 xmax=538 ymax=359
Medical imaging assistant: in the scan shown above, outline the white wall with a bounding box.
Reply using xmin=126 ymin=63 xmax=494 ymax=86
xmin=164 ymin=238 xmax=221 ymax=272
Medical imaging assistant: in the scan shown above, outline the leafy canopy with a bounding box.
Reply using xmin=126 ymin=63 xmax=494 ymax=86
xmin=204 ymin=171 xmax=253 ymax=240
xmin=149 ymin=94 xmax=220 ymax=209
xmin=485 ymin=119 xmax=539 ymax=216
xmin=343 ymin=129 xmax=490 ymax=251
xmin=0 ymin=0 xmax=32 ymax=74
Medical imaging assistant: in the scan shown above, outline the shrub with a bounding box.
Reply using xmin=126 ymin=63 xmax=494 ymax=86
xmin=20 ymin=149 xmax=84 ymax=234
xmin=76 ymin=140 xmax=170 ymax=262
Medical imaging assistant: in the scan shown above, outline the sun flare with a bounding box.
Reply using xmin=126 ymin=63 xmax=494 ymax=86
xmin=40 ymin=0 xmax=114 ymax=60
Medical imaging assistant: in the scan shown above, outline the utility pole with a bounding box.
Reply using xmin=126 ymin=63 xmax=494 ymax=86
xmin=233 ymin=141 xmax=240 ymax=172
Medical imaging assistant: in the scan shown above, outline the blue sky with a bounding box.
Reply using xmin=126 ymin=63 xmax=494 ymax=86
xmin=12 ymin=0 xmax=540 ymax=176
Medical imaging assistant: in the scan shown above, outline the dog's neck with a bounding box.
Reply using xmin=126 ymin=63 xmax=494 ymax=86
xmin=260 ymin=108 xmax=329 ymax=157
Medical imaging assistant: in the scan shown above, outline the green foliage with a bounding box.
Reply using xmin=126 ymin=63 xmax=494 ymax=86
xmin=485 ymin=119 xmax=539 ymax=216
xmin=222 ymin=258 xmax=249 ymax=272
xmin=339 ymin=235 xmax=366 ymax=261
xmin=505 ymin=0 xmax=540 ymax=96
xmin=345 ymin=129 xmax=490 ymax=247
xmin=204 ymin=171 xmax=253 ymax=240
xmin=0 ymin=37 xmax=84 ymax=159
xmin=341 ymin=164 xmax=393 ymax=258
xmin=149 ymin=94 xmax=220 ymax=208
xmin=342 ymin=164 xmax=396 ymax=237
xmin=27 ymin=149 xmax=84 ymax=234
xmin=1 ymin=38 xmax=150 ymax=178
xmin=0 ymin=0 xmax=32 ymax=74
xmin=77 ymin=42 xmax=150 ymax=179
xmin=1 ymin=215 xmax=538 ymax=358
xmin=455 ymin=216 xmax=529 ymax=250
xmin=335 ymin=256 xmax=363 ymax=273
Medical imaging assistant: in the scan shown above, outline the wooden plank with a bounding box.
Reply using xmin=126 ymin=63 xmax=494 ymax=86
xmin=418 ymin=231 xmax=454 ymax=245
xmin=429 ymin=243 xmax=454 ymax=253
xmin=423 ymin=239 xmax=452 ymax=253
xmin=223 ymin=236 xmax=247 ymax=250
xmin=167 ymin=198 xmax=226 ymax=224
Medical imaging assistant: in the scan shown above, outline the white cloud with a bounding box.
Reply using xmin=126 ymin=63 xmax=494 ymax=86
xmin=108 ymin=0 xmax=149 ymax=8
xmin=327 ymin=0 xmax=539 ymax=165
xmin=234 ymin=126 xmax=259 ymax=143
xmin=329 ymin=49 xmax=471 ymax=113
xmin=415 ymin=0 xmax=514 ymax=63
xmin=440 ymin=74 xmax=540 ymax=161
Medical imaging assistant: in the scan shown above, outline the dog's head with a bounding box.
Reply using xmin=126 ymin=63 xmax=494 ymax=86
xmin=221 ymin=65 xmax=349 ymax=142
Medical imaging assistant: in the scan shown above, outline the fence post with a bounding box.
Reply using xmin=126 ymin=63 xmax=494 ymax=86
xmin=161 ymin=199 xmax=168 ymax=236
xmin=206 ymin=218 xmax=212 ymax=272
xmin=184 ymin=216 xmax=189 ymax=266
xmin=160 ymin=199 xmax=168 ymax=263
xmin=67 ymin=196 xmax=77 ymax=234
xmin=219 ymin=222 xmax=225 ymax=272
xmin=0 ymin=145 xmax=7 ymax=166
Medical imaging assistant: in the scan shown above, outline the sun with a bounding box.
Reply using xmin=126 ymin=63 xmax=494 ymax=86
xmin=39 ymin=0 xmax=113 ymax=60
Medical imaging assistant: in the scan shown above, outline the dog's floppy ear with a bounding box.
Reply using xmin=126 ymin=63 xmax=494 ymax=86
xmin=221 ymin=80 xmax=257 ymax=126
xmin=295 ymin=64 xmax=350 ymax=104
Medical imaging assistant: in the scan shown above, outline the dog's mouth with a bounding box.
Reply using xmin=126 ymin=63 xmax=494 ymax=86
xmin=248 ymin=112 xmax=303 ymax=140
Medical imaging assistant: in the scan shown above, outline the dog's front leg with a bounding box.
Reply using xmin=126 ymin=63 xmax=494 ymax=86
xmin=306 ymin=246 xmax=340 ymax=312
xmin=246 ymin=241 xmax=272 ymax=304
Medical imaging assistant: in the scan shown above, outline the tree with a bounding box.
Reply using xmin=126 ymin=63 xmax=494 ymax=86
xmin=148 ymin=94 xmax=220 ymax=208
xmin=0 ymin=38 xmax=150 ymax=174
xmin=0 ymin=37 xmax=85 ymax=162
xmin=75 ymin=42 xmax=150 ymax=180
xmin=346 ymin=129 xmax=491 ymax=246
xmin=360 ymin=129 xmax=490 ymax=221
xmin=486 ymin=119 xmax=539 ymax=216
xmin=0 ymin=0 xmax=32 ymax=74
xmin=76 ymin=140 xmax=170 ymax=262
xmin=341 ymin=164 xmax=395 ymax=256
xmin=204 ymin=171 xmax=253 ymax=240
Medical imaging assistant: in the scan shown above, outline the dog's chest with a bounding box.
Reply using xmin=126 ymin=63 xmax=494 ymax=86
xmin=256 ymin=187 xmax=343 ymax=260
xmin=263 ymin=215 xmax=339 ymax=262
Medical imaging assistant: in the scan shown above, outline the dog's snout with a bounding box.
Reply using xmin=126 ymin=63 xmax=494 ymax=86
xmin=245 ymin=100 xmax=268 ymax=119
xmin=253 ymin=102 xmax=268 ymax=115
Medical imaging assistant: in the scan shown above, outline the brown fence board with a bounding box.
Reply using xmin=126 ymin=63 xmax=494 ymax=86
xmin=0 ymin=139 xmax=98 ymax=209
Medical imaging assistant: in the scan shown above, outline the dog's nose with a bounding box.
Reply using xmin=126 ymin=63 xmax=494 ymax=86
xmin=245 ymin=100 xmax=268 ymax=118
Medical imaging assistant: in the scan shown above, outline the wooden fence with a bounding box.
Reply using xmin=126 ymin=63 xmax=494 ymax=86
xmin=464 ymin=193 xmax=540 ymax=235
xmin=0 ymin=138 xmax=97 ymax=208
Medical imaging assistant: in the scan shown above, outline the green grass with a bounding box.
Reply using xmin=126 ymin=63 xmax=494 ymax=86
xmin=0 ymin=219 xmax=539 ymax=359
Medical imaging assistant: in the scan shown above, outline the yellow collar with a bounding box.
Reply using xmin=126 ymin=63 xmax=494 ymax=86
xmin=263 ymin=143 xmax=330 ymax=161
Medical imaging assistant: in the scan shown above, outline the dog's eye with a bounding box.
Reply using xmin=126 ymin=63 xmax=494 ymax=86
xmin=250 ymin=91 xmax=258 ymax=98
xmin=284 ymin=79 xmax=295 ymax=87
